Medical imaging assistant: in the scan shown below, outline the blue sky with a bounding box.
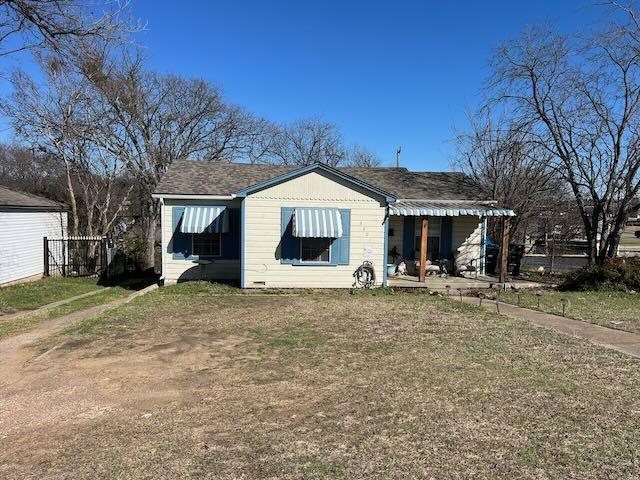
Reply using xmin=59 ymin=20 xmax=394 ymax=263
xmin=0 ymin=1 xmax=607 ymax=170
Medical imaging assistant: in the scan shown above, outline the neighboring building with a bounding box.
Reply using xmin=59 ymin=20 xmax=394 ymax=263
xmin=153 ymin=161 xmax=514 ymax=288
xmin=0 ymin=186 xmax=67 ymax=286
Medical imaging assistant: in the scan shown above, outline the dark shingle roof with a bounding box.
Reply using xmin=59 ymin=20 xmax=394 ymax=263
xmin=0 ymin=185 xmax=66 ymax=210
xmin=154 ymin=160 xmax=484 ymax=201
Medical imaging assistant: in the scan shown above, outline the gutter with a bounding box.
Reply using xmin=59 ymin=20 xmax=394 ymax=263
xmin=152 ymin=193 xmax=237 ymax=200
xmin=393 ymin=199 xmax=499 ymax=204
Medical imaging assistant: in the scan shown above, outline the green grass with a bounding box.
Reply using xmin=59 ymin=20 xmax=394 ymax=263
xmin=487 ymin=289 xmax=640 ymax=334
xmin=0 ymin=277 xmax=103 ymax=314
xmin=619 ymin=233 xmax=640 ymax=246
xmin=0 ymin=286 xmax=132 ymax=341
xmin=12 ymin=284 xmax=638 ymax=479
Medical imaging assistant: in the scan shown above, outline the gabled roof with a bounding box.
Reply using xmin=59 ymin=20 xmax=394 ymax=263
xmin=0 ymin=185 xmax=66 ymax=210
xmin=233 ymin=163 xmax=396 ymax=201
xmin=154 ymin=160 xmax=485 ymax=201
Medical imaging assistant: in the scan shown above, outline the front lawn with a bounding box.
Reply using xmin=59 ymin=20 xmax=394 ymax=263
xmin=0 ymin=285 xmax=133 ymax=341
xmin=0 ymin=276 xmax=104 ymax=315
xmin=619 ymin=232 xmax=640 ymax=246
xmin=487 ymin=289 xmax=640 ymax=334
xmin=1 ymin=283 xmax=639 ymax=479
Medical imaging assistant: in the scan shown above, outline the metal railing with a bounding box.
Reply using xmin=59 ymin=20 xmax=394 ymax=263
xmin=44 ymin=236 xmax=108 ymax=278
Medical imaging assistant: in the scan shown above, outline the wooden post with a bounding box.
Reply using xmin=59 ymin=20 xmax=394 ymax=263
xmin=419 ymin=216 xmax=429 ymax=282
xmin=498 ymin=216 xmax=511 ymax=283
xmin=43 ymin=236 xmax=49 ymax=277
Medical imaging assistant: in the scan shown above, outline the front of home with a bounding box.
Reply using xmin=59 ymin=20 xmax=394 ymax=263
xmin=153 ymin=161 xmax=514 ymax=288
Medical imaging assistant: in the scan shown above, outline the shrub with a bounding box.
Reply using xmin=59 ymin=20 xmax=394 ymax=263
xmin=560 ymin=258 xmax=640 ymax=291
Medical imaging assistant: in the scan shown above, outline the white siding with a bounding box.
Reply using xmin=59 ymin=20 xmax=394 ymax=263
xmin=452 ymin=216 xmax=483 ymax=275
xmin=244 ymin=170 xmax=386 ymax=288
xmin=161 ymin=198 xmax=241 ymax=283
xmin=0 ymin=210 xmax=67 ymax=285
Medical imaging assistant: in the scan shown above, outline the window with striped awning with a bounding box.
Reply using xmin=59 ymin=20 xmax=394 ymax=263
xmin=292 ymin=207 xmax=343 ymax=238
xmin=179 ymin=206 xmax=229 ymax=234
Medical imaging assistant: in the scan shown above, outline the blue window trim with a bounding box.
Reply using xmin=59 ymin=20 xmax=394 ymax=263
xmin=280 ymin=206 xmax=350 ymax=266
xmin=292 ymin=262 xmax=338 ymax=267
xmin=171 ymin=205 xmax=240 ymax=261
xmin=173 ymin=233 xmax=223 ymax=261
xmin=172 ymin=252 xmax=223 ymax=261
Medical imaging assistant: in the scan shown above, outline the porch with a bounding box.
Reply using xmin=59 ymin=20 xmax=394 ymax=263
xmin=388 ymin=274 xmax=546 ymax=291
xmin=386 ymin=200 xmax=515 ymax=284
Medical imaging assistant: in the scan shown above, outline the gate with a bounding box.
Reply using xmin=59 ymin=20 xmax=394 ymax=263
xmin=44 ymin=236 xmax=108 ymax=278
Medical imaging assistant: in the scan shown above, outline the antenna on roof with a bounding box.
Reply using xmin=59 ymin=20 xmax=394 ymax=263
xmin=396 ymin=146 xmax=401 ymax=169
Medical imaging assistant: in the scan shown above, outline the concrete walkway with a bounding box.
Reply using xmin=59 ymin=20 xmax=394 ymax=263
xmin=459 ymin=296 xmax=640 ymax=358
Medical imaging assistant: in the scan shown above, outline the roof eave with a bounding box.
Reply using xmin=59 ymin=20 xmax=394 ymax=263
xmin=0 ymin=204 xmax=68 ymax=211
xmin=152 ymin=193 xmax=237 ymax=200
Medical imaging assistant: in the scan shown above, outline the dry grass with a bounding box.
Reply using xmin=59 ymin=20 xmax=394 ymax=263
xmin=0 ymin=286 xmax=133 ymax=341
xmin=0 ymin=277 xmax=103 ymax=315
xmin=1 ymin=283 xmax=639 ymax=479
xmin=486 ymin=289 xmax=640 ymax=334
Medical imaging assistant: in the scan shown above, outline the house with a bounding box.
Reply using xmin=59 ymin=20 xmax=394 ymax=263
xmin=153 ymin=161 xmax=515 ymax=288
xmin=0 ymin=185 xmax=67 ymax=286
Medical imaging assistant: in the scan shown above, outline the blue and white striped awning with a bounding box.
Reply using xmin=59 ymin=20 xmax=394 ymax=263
xmin=293 ymin=207 xmax=343 ymax=238
xmin=180 ymin=206 xmax=229 ymax=233
xmin=389 ymin=200 xmax=515 ymax=217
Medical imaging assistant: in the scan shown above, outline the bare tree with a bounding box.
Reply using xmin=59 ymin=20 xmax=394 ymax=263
xmin=265 ymin=118 xmax=345 ymax=167
xmin=453 ymin=110 xmax=560 ymax=242
xmin=0 ymin=0 xmax=133 ymax=57
xmin=0 ymin=143 xmax=67 ymax=201
xmin=489 ymin=18 xmax=640 ymax=265
xmin=3 ymin=54 xmax=132 ymax=237
xmin=78 ymin=47 xmax=262 ymax=269
xmin=345 ymin=145 xmax=382 ymax=168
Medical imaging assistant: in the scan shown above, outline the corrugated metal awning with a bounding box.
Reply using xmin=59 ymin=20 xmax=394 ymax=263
xmin=293 ymin=207 xmax=343 ymax=238
xmin=180 ymin=206 xmax=229 ymax=233
xmin=388 ymin=200 xmax=515 ymax=217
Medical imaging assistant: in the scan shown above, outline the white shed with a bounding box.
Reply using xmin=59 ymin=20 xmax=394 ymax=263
xmin=0 ymin=186 xmax=67 ymax=286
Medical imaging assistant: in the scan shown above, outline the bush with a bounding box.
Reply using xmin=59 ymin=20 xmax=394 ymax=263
xmin=560 ymin=258 xmax=640 ymax=291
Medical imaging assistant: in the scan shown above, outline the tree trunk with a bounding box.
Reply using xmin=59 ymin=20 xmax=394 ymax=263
xmin=63 ymin=161 xmax=79 ymax=236
xmin=141 ymin=199 xmax=159 ymax=273
xmin=144 ymin=219 xmax=156 ymax=273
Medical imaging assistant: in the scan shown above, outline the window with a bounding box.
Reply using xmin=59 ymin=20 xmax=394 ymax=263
xmin=415 ymin=235 xmax=441 ymax=260
xmin=192 ymin=232 xmax=221 ymax=256
xmin=414 ymin=217 xmax=442 ymax=260
xmin=300 ymin=237 xmax=331 ymax=263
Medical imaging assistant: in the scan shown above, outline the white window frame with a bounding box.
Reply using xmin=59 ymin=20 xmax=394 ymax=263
xmin=299 ymin=237 xmax=332 ymax=263
xmin=192 ymin=231 xmax=222 ymax=257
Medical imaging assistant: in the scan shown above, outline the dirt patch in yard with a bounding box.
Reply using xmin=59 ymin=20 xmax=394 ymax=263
xmin=0 ymin=285 xmax=639 ymax=479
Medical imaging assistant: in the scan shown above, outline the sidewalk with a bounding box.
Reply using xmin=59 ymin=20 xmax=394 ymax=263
xmin=459 ymin=296 xmax=640 ymax=358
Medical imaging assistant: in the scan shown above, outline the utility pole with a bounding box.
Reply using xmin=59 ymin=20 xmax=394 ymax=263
xmin=396 ymin=146 xmax=401 ymax=168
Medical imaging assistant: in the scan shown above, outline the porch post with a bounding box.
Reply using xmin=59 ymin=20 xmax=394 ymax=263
xmin=419 ymin=216 xmax=429 ymax=283
xmin=498 ymin=216 xmax=511 ymax=283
